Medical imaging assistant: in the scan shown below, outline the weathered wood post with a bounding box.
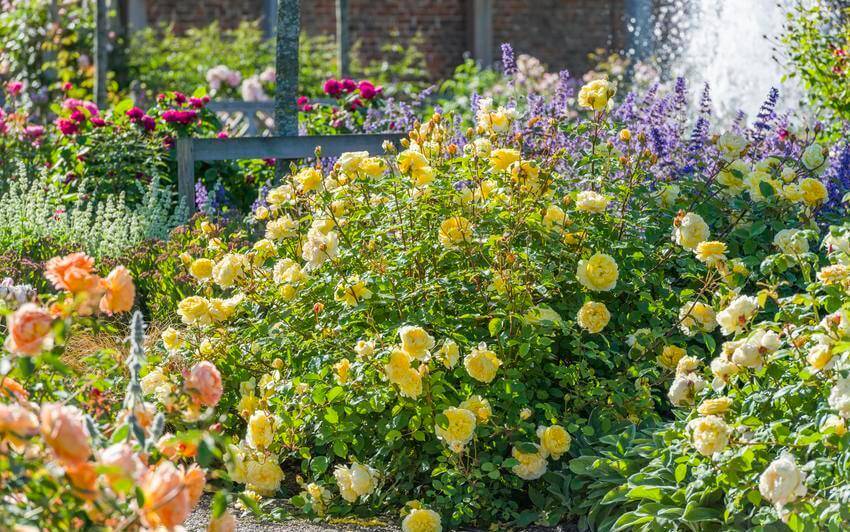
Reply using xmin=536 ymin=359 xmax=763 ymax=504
xmin=471 ymin=0 xmax=493 ymax=67
xmin=275 ymin=0 xmax=300 ymax=178
xmin=176 ymin=138 xmax=196 ymax=214
xmin=335 ymin=0 xmax=350 ymax=78
xmin=94 ymin=0 xmax=108 ymax=108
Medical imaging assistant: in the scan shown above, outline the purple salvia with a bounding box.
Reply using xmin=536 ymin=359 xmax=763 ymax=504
xmin=501 ymin=43 xmax=517 ymax=76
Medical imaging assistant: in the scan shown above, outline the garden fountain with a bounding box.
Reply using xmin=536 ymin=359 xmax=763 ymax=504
xmin=627 ymin=0 xmax=802 ymax=120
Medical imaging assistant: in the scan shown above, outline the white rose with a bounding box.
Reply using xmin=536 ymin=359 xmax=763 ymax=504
xmin=759 ymin=454 xmax=807 ymax=513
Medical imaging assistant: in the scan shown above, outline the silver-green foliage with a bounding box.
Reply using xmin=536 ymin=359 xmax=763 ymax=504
xmin=0 ymin=177 xmax=187 ymax=257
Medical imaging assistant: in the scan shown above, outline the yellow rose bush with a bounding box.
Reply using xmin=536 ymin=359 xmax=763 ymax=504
xmin=572 ymin=222 xmax=850 ymax=530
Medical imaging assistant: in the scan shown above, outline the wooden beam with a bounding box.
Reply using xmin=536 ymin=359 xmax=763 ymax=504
xmin=192 ymin=133 xmax=404 ymax=161
xmin=471 ymin=0 xmax=493 ymax=67
xmin=336 ymin=0 xmax=350 ymax=78
xmin=275 ymin=0 xmax=300 ymax=137
xmin=94 ymin=0 xmax=108 ymax=108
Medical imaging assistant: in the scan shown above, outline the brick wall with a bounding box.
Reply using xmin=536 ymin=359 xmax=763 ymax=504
xmin=144 ymin=0 xmax=265 ymax=32
xmin=143 ymin=0 xmax=629 ymax=79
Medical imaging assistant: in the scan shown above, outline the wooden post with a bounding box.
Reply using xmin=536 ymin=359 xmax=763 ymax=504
xmin=275 ymin=0 xmax=300 ymax=137
xmin=94 ymin=0 xmax=108 ymax=108
xmin=335 ymin=0 xmax=350 ymax=78
xmin=176 ymin=138 xmax=196 ymax=215
xmin=625 ymin=0 xmax=652 ymax=61
xmin=471 ymin=0 xmax=493 ymax=67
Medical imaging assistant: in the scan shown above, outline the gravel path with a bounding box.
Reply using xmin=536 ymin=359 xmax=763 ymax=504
xmin=185 ymin=495 xmax=578 ymax=531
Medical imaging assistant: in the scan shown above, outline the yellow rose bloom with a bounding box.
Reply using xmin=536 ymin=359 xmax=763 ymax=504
xmin=543 ymin=204 xmax=569 ymax=230
xmin=577 ymin=79 xmax=615 ymax=111
xmin=435 ymin=407 xmax=477 ymax=452
xmin=576 ymin=253 xmax=619 ymax=292
xmin=189 ymin=258 xmax=214 ymax=280
xmin=438 ymin=216 xmax=473 ymax=249
xmin=360 ymin=156 xmax=387 ymax=177
xmin=697 ymin=397 xmax=733 ymax=415
xmin=782 ymin=183 xmax=804 ymax=203
xmin=657 ymin=345 xmax=686 ymax=370
xmin=817 ymin=264 xmax=850 ymax=286
xmin=208 ymin=295 xmax=241 ymax=322
xmin=412 ymin=165 xmax=435 ymax=187
xmin=177 ymin=296 xmax=211 ymax=326
xmin=334 ymin=462 xmax=378 ymax=503
xmin=459 ymin=395 xmax=492 ymax=423
xmin=799 ymin=178 xmax=828 ymax=207
xmin=822 ymin=415 xmax=847 ymax=436
xmin=334 ymin=358 xmax=352 ymax=384
xmin=678 ymin=301 xmax=717 ymax=336
xmin=398 ymin=325 xmax=436 ymax=360
xmin=401 ymin=508 xmax=442 ymax=532
xmin=717 ymin=160 xmax=749 ymax=195
xmin=246 ymin=410 xmax=275 ymax=450
xmin=537 ymin=425 xmax=571 ymax=459
xmin=245 ymin=459 xmax=284 ymax=496
xmin=575 ymin=190 xmax=609 ymax=213
xmin=161 ymin=327 xmax=181 ymax=351
xmin=673 ymin=212 xmax=710 ymax=250
xmin=396 ymin=369 xmax=423 ymax=399
xmin=295 ymin=167 xmax=323 ymax=193
xmin=687 ymin=415 xmax=731 ymax=457
xmin=266 ymin=185 xmax=295 ymax=206
xmin=273 ymin=258 xmax=307 ymax=286
xmin=397 ymin=150 xmax=429 ymax=173
xmin=511 ymin=444 xmax=548 ymax=480
xmin=807 ymin=343 xmax=833 ymax=371
xmin=265 ymin=215 xmax=299 ymax=241
xmin=489 ymin=148 xmax=520 ymax=171
xmin=334 ymin=276 xmax=372 ymax=306
xmin=463 ymin=343 xmax=502 ymax=383
xmin=576 ymin=301 xmax=611 ymax=333
xmin=438 ymin=339 xmax=460 ymax=368
xmin=212 ymin=254 xmax=245 ymax=288
xmin=694 ymin=241 xmax=727 ymax=267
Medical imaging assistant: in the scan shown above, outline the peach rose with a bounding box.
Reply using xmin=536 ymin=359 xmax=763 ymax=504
xmin=208 ymin=510 xmax=237 ymax=532
xmin=99 ymin=266 xmax=135 ymax=314
xmin=5 ymin=303 xmax=54 ymax=356
xmin=65 ymin=461 xmax=99 ymax=500
xmin=44 ymin=253 xmax=100 ymax=293
xmin=156 ymin=433 xmax=198 ymax=459
xmin=0 ymin=403 xmax=39 ymax=440
xmin=140 ymin=462 xmax=204 ymax=529
xmin=40 ymin=403 xmax=91 ymax=465
xmin=0 ymin=377 xmax=28 ymax=401
xmin=184 ymin=361 xmax=223 ymax=407
xmin=99 ymin=442 xmax=144 ymax=491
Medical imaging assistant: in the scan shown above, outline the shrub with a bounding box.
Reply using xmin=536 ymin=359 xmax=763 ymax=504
xmin=0 ymin=256 xmax=228 ymax=529
xmin=139 ymin=77 xmax=837 ymax=528
xmin=578 ymin=221 xmax=850 ymax=530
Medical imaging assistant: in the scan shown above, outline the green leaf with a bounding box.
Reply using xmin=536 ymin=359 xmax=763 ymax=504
xmin=626 ymin=485 xmax=664 ymax=502
xmin=310 ymin=456 xmax=330 ymax=476
xmin=674 ymin=463 xmax=688 ymax=483
xmin=211 ymin=491 xmax=227 ymax=519
xmin=332 ymin=440 xmax=348 ymax=458
xmin=682 ymin=503 xmax=722 ymax=523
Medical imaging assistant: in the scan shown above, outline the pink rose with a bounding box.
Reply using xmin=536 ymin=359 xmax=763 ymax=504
xmin=0 ymin=403 xmax=39 ymax=439
xmin=323 ymin=78 xmax=342 ymax=96
xmin=99 ymin=442 xmax=144 ymax=491
xmin=140 ymin=462 xmax=203 ymax=529
xmin=56 ymin=118 xmax=78 ymax=136
xmin=341 ymin=78 xmax=357 ymax=93
xmin=162 ymin=110 xmax=198 ymax=125
xmin=184 ymin=361 xmax=223 ymax=407
xmin=126 ymin=106 xmax=144 ymax=121
xmin=5 ymin=81 xmax=23 ymax=96
xmin=358 ymin=80 xmax=377 ymax=99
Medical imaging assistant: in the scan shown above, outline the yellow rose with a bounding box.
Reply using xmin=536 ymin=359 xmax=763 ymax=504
xmin=717 ymin=160 xmax=749 ymax=194
xmin=177 ymin=296 xmax=211 ymax=326
xmin=801 ymin=143 xmax=825 ymax=171
xmin=782 ymin=183 xmax=804 ymax=203
xmin=577 ymin=79 xmax=615 ymax=111
xmin=799 ymin=178 xmax=828 ymax=207
xmin=360 ymin=156 xmax=387 ymax=177
xmin=459 ymin=395 xmax=492 ymax=423
xmin=575 ymin=190 xmax=609 ymax=213
xmin=438 ymin=216 xmax=473 ymax=249
xmin=435 ymin=407 xmax=477 ymax=452
xmin=657 ymin=345 xmax=686 ymax=370
xmin=265 ymin=215 xmax=299 ymax=241
xmin=697 ymin=397 xmax=733 ymax=415
xmin=511 ymin=444 xmax=548 ymax=480
xmin=272 ymin=258 xmax=307 ymax=286
xmin=694 ymin=241 xmax=727 ymax=267
xmin=212 ymin=254 xmax=245 ymax=288
xmin=673 ymin=212 xmax=710 ymax=250
xmin=246 ymin=410 xmax=275 ymax=450
xmin=208 ymin=295 xmax=241 ymax=322
xmin=398 ymin=325 xmax=436 ymax=360
xmin=334 ymin=276 xmax=372 ymax=306
xmin=821 ymin=414 xmax=847 ymax=436
xmin=463 ymin=343 xmax=502 ymax=383
xmin=543 ymin=204 xmax=568 ymax=230
xmin=576 ymin=301 xmax=610 ymax=333
xmin=687 ymin=415 xmax=731 ymax=457
xmin=489 ymin=148 xmax=520 ymax=171
xmin=245 ymin=459 xmax=284 ymax=496
xmin=401 ymin=508 xmax=442 ymax=532
xmin=334 ymin=358 xmax=352 ymax=384
xmin=333 ymin=462 xmax=378 ymax=503
xmin=265 ymin=185 xmax=294 ymax=206
xmin=397 ymin=150 xmax=429 ymax=173
xmin=295 ymin=167 xmax=323 ymax=193
xmin=807 ymin=342 xmax=833 ymax=371
xmin=438 ymin=339 xmax=460 ymax=368
xmin=537 ymin=425 xmax=571 ymax=459
xmin=252 ymin=238 xmax=277 ymax=260
xmin=355 ymin=339 xmax=376 ymax=358
xmin=189 ymin=258 xmax=213 ymax=280
xmin=161 ymin=327 xmax=181 ymax=351
xmin=715 ymin=132 xmax=747 ymax=161
xmin=678 ymin=301 xmax=717 ymax=336
xmin=576 ymin=253 xmax=619 ymax=292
